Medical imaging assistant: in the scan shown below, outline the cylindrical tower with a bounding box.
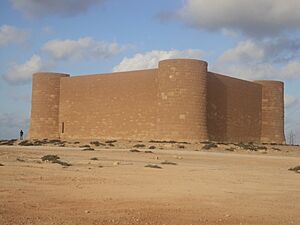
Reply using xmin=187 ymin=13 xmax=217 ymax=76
xmin=156 ymin=59 xmax=208 ymax=141
xmin=254 ymin=80 xmax=285 ymax=144
xmin=29 ymin=72 xmax=69 ymax=139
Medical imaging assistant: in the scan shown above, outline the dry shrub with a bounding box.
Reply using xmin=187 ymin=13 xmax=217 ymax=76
xmin=41 ymin=155 xmax=71 ymax=166
xmin=145 ymin=164 xmax=162 ymax=169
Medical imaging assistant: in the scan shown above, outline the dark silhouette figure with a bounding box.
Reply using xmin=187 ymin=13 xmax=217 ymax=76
xmin=20 ymin=130 xmax=24 ymax=140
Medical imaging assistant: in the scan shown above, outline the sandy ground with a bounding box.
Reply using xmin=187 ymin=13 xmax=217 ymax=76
xmin=0 ymin=144 xmax=299 ymax=225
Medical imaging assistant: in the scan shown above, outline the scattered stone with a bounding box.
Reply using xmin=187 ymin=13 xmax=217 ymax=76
xmin=161 ymin=160 xmax=177 ymax=165
xmin=217 ymin=142 xmax=229 ymax=145
xmin=90 ymin=157 xmax=98 ymax=160
xmin=84 ymin=210 xmax=90 ymax=214
xmin=113 ymin=161 xmax=120 ymax=166
xmin=130 ymin=149 xmax=141 ymax=153
xmin=256 ymin=145 xmax=268 ymax=150
xmin=145 ymin=164 xmax=162 ymax=169
xmin=82 ymin=147 xmax=95 ymax=151
xmin=149 ymin=146 xmax=156 ymax=149
xmin=144 ymin=150 xmax=153 ymax=153
xmin=105 ymin=140 xmax=117 ymax=144
xmin=272 ymin=147 xmax=281 ymax=151
xmin=225 ymin=147 xmax=235 ymax=152
xmin=32 ymin=140 xmax=43 ymax=146
xmin=0 ymin=163 xmax=4 ymax=166
xmin=200 ymin=141 xmax=212 ymax=144
xmin=16 ymin=158 xmax=25 ymax=162
xmin=90 ymin=141 xmax=105 ymax=146
xmin=288 ymin=166 xmax=300 ymax=173
xmin=234 ymin=142 xmax=267 ymax=151
xmin=49 ymin=139 xmax=63 ymax=144
xmin=80 ymin=145 xmax=91 ymax=148
xmin=149 ymin=140 xmax=190 ymax=144
xmin=18 ymin=140 xmax=34 ymax=146
xmin=178 ymin=145 xmax=185 ymax=149
xmin=41 ymin=155 xmax=60 ymax=162
xmin=202 ymin=142 xmax=218 ymax=150
xmin=41 ymin=155 xmax=71 ymax=166
xmin=258 ymin=149 xmax=267 ymax=154
xmin=0 ymin=139 xmax=17 ymax=146
xmin=133 ymin=144 xmax=146 ymax=148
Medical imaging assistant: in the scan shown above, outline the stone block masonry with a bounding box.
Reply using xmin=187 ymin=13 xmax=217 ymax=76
xmin=29 ymin=59 xmax=285 ymax=144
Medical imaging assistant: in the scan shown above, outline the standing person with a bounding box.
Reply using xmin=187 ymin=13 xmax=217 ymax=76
xmin=20 ymin=130 xmax=24 ymax=140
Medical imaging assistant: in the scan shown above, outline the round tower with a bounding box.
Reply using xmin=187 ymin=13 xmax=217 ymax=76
xmin=29 ymin=72 xmax=69 ymax=139
xmin=254 ymin=80 xmax=285 ymax=144
xmin=157 ymin=59 xmax=208 ymax=141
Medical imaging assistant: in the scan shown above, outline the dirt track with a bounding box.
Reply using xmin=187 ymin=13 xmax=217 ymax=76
xmin=0 ymin=145 xmax=299 ymax=225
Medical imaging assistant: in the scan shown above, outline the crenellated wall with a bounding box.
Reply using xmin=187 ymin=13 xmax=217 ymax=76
xmin=29 ymin=59 xmax=285 ymax=143
xmin=29 ymin=72 xmax=70 ymax=139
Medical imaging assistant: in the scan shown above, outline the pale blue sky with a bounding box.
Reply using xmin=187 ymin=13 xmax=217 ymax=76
xmin=0 ymin=0 xmax=299 ymax=143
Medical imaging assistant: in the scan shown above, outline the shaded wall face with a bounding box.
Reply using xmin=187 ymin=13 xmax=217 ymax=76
xmin=59 ymin=70 xmax=158 ymax=140
xmin=207 ymin=73 xmax=262 ymax=142
xmin=254 ymin=81 xmax=285 ymax=144
xmin=29 ymin=73 xmax=69 ymax=139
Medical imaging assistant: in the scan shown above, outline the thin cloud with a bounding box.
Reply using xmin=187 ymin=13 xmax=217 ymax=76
xmin=10 ymin=0 xmax=106 ymax=18
xmin=2 ymin=54 xmax=49 ymax=85
xmin=3 ymin=37 xmax=127 ymax=85
xmin=0 ymin=25 xmax=29 ymax=47
xmin=169 ymin=0 xmax=300 ymax=38
xmin=214 ymin=39 xmax=300 ymax=80
xmin=113 ymin=49 xmax=204 ymax=72
xmin=42 ymin=37 xmax=126 ymax=61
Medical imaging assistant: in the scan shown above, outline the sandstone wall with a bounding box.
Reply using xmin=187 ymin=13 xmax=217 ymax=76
xmin=157 ymin=59 xmax=208 ymax=141
xmin=29 ymin=59 xmax=285 ymax=143
xmin=29 ymin=72 xmax=70 ymax=139
xmin=59 ymin=69 xmax=158 ymax=140
xmin=207 ymin=73 xmax=262 ymax=143
xmin=254 ymin=80 xmax=285 ymax=144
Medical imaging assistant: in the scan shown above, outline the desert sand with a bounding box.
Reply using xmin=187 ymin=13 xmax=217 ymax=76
xmin=0 ymin=141 xmax=299 ymax=225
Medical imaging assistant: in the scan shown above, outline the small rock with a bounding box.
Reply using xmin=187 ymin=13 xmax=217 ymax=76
xmin=85 ymin=210 xmax=90 ymax=214
xmin=113 ymin=161 xmax=120 ymax=166
xmin=258 ymin=150 xmax=267 ymax=154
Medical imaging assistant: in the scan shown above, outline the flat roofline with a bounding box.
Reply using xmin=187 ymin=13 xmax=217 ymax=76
xmin=208 ymin=71 xmax=261 ymax=85
xmin=68 ymin=68 xmax=158 ymax=78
